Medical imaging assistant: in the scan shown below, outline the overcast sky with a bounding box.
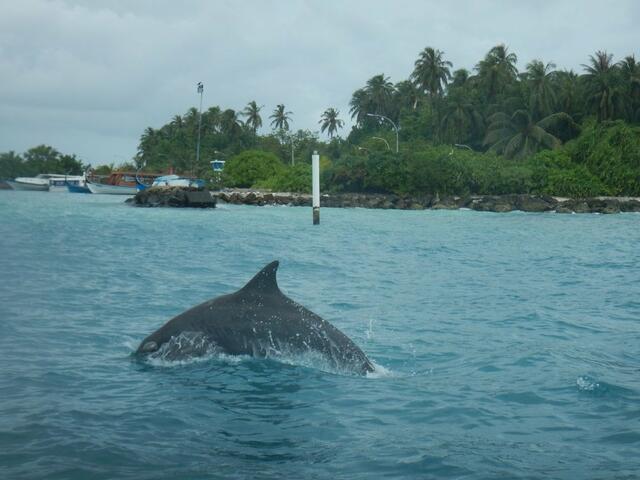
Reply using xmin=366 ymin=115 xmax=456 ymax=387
xmin=1 ymin=0 xmax=638 ymax=166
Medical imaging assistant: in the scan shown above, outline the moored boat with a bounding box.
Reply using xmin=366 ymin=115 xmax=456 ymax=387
xmin=7 ymin=174 xmax=54 ymax=191
xmin=86 ymin=180 xmax=138 ymax=195
xmin=85 ymin=171 xmax=163 ymax=195
xmin=152 ymin=174 xmax=205 ymax=188
xmin=49 ymin=175 xmax=86 ymax=192
xmin=67 ymin=183 xmax=91 ymax=193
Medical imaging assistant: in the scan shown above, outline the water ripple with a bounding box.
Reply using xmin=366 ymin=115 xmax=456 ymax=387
xmin=1 ymin=192 xmax=640 ymax=479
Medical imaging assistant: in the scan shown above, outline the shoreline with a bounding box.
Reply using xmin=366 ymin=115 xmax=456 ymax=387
xmin=214 ymin=190 xmax=640 ymax=214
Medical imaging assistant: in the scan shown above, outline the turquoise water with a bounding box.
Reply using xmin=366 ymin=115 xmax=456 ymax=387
xmin=1 ymin=191 xmax=639 ymax=479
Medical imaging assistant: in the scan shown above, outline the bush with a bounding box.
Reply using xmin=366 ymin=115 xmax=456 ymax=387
xmin=567 ymin=120 xmax=640 ymax=195
xmin=222 ymin=150 xmax=284 ymax=188
xmin=531 ymin=150 xmax=609 ymax=197
xmin=251 ymin=156 xmax=332 ymax=193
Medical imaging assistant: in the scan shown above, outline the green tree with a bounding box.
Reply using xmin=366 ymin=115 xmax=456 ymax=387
xmin=525 ymin=59 xmax=557 ymax=118
xmin=440 ymin=88 xmax=484 ymax=144
xmin=0 ymin=151 xmax=24 ymax=179
xmin=270 ymin=104 xmax=293 ymax=131
xmin=618 ymin=55 xmax=640 ymax=122
xmin=395 ymin=80 xmax=422 ymax=110
xmin=349 ymin=88 xmax=370 ymax=125
xmin=582 ymin=50 xmax=622 ymax=121
xmin=222 ymin=150 xmax=284 ymax=187
xmin=220 ymin=109 xmax=243 ymax=138
xmin=319 ymin=108 xmax=344 ymax=138
xmin=483 ymin=110 xmax=574 ymax=159
xmin=451 ymin=68 xmax=471 ymax=88
xmin=554 ymin=70 xmax=583 ymax=120
xmin=411 ymin=47 xmax=452 ymax=101
xmin=242 ymin=101 xmax=263 ymax=133
xmin=475 ymin=44 xmax=518 ymax=100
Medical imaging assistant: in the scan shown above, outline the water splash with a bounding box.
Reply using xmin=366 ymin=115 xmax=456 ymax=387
xmin=135 ymin=332 xmax=388 ymax=377
xmin=576 ymin=375 xmax=604 ymax=393
xmin=365 ymin=318 xmax=374 ymax=340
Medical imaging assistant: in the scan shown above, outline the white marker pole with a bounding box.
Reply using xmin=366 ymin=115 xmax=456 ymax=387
xmin=312 ymin=150 xmax=320 ymax=225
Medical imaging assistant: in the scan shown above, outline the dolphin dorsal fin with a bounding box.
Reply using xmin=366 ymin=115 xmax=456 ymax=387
xmin=240 ymin=261 xmax=281 ymax=296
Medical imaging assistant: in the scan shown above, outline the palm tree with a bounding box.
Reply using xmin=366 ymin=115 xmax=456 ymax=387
xmin=526 ymin=60 xmax=557 ymax=119
xmin=270 ymin=104 xmax=292 ymax=131
xmin=170 ymin=114 xmax=184 ymax=133
xmin=451 ymin=69 xmax=471 ymax=88
xmin=395 ymin=80 xmax=422 ymax=110
xmin=220 ymin=109 xmax=243 ymax=138
xmin=242 ymin=101 xmax=263 ymax=133
xmin=364 ymin=74 xmax=396 ymax=117
xmin=411 ymin=47 xmax=452 ymax=100
xmin=349 ymin=74 xmax=396 ymax=125
xmin=618 ymin=55 xmax=640 ymax=121
xmin=319 ymin=108 xmax=345 ymax=138
xmin=554 ymin=70 xmax=582 ymax=119
xmin=440 ymin=88 xmax=484 ymax=144
xmin=203 ymin=106 xmax=222 ymax=134
xmin=483 ymin=110 xmax=575 ymax=159
xmin=475 ymin=44 xmax=518 ymax=100
xmin=349 ymin=88 xmax=370 ymax=124
xmin=582 ymin=50 xmax=622 ymax=121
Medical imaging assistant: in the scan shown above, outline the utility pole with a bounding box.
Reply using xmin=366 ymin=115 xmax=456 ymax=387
xmin=195 ymin=82 xmax=204 ymax=176
xmin=312 ymin=151 xmax=320 ymax=225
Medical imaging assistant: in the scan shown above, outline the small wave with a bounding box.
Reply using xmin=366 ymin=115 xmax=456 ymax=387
xmin=122 ymin=337 xmax=139 ymax=352
xmin=366 ymin=361 xmax=394 ymax=379
xmin=145 ymin=350 xmax=249 ymax=368
xmin=136 ymin=332 xmax=389 ymax=377
xmin=576 ymin=375 xmax=607 ymax=394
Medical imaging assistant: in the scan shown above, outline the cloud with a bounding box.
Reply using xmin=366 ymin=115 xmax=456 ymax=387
xmin=0 ymin=0 xmax=638 ymax=165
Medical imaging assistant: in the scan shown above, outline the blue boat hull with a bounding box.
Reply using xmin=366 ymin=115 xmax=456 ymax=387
xmin=67 ymin=184 xmax=91 ymax=193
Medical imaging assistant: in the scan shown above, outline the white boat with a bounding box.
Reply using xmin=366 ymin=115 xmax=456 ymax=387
xmin=152 ymin=174 xmax=205 ymax=188
xmin=7 ymin=173 xmax=68 ymax=191
xmin=48 ymin=175 xmax=86 ymax=192
xmin=86 ymin=180 xmax=138 ymax=195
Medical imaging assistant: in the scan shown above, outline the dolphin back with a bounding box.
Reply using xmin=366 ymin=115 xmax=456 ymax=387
xmin=136 ymin=261 xmax=375 ymax=375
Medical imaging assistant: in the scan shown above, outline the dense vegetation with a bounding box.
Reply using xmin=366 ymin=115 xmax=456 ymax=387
xmin=2 ymin=45 xmax=639 ymax=197
xmin=0 ymin=145 xmax=85 ymax=179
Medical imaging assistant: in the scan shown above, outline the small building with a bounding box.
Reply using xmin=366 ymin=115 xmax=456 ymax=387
xmin=210 ymin=160 xmax=225 ymax=172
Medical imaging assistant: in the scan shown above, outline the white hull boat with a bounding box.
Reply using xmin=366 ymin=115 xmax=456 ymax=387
xmin=7 ymin=173 xmax=87 ymax=192
xmin=7 ymin=178 xmax=49 ymax=191
xmin=86 ymin=180 xmax=138 ymax=195
xmin=49 ymin=175 xmax=86 ymax=192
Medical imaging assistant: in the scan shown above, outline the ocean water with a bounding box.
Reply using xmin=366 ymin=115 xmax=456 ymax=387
xmin=1 ymin=191 xmax=639 ymax=480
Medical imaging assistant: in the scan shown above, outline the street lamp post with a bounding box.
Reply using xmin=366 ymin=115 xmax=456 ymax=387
xmin=366 ymin=113 xmax=399 ymax=153
xmin=371 ymin=136 xmax=391 ymax=151
xmin=195 ymin=82 xmax=204 ymax=176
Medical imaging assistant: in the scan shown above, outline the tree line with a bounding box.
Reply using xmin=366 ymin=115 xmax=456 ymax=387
xmin=0 ymin=145 xmax=85 ymax=179
xmin=2 ymin=44 xmax=639 ymax=196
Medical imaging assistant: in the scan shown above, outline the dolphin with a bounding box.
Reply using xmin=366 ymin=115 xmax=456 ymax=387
xmin=136 ymin=261 xmax=375 ymax=375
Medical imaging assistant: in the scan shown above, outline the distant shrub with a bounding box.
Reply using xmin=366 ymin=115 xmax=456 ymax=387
xmin=567 ymin=120 xmax=640 ymax=195
xmin=531 ymin=150 xmax=609 ymax=197
xmin=222 ymin=150 xmax=284 ymax=188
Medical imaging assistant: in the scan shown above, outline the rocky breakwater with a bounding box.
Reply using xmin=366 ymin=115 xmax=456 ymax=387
xmin=129 ymin=187 xmax=217 ymax=208
xmin=215 ymin=190 xmax=640 ymax=214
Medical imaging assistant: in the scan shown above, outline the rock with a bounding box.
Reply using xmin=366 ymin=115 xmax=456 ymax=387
xmin=587 ymin=198 xmax=620 ymax=214
xmin=432 ymin=196 xmax=468 ymax=209
xmin=207 ymin=189 xmax=640 ymax=214
xmin=515 ymin=195 xmax=557 ymax=212
xmin=555 ymin=199 xmax=591 ymax=213
xmin=469 ymin=196 xmax=514 ymax=212
xmin=185 ymin=191 xmax=217 ymax=208
xmin=132 ymin=187 xmax=216 ymax=208
xmin=619 ymin=199 xmax=640 ymax=212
